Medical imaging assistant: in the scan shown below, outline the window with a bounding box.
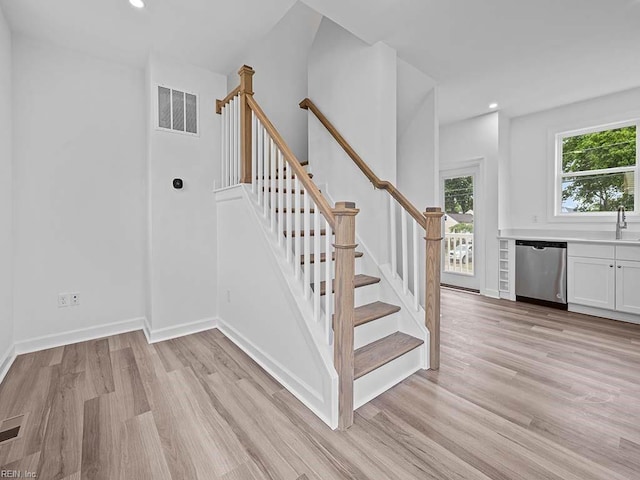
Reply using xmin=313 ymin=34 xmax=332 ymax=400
xmin=157 ymin=86 xmax=198 ymax=135
xmin=556 ymin=121 xmax=638 ymax=215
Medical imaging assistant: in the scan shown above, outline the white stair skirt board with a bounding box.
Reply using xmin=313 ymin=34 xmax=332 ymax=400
xmin=353 ymin=346 xmax=423 ymax=410
xmin=143 ymin=317 xmax=218 ymax=344
xmin=0 ymin=344 xmax=16 ymax=385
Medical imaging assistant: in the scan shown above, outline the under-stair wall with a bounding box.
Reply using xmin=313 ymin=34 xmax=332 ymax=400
xmin=215 ymin=185 xmax=338 ymax=428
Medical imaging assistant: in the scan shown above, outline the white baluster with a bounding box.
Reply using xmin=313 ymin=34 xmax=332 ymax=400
xmin=263 ymin=129 xmax=269 ymax=217
xmin=278 ymin=151 xmax=284 ymax=245
xmin=314 ymin=201 xmax=321 ymax=322
xmin=270 ymin=139 xmax=276 ymax=231
xmin=221 ymin=104 xmax=226 ymax=188
xmin=230 ymin=98 xmax=235 ymax=185
xmin=257 ymin=123 xmax=263 ymax=206
xmin=251 ymin=111 xmax=257 ymax=193
xmin=294 ymin=177 xmax=301 ymax=279
xmin=286 ymin=167 xmax=293 ymax=264
xmin=413 ymin=219 xmax=420 ymax=311
xmin=390 ymin=196 xmax=397 ymax=278
xmin=303 ymin=188 xmax=311 ymax=299
xmin=324 ymin=220 xmax=333 ymax=344
xmin=235 ymin=96 xmax=240 ymax=185
xmin=401 ymin=209 xmax=409 ymax=294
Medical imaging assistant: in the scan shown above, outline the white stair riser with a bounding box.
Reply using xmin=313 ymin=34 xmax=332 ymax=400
xmin=353 ymin=346 xmax=423 ymax=410
xmin=354 ymin=283 xmax=381 ymax=307
xmin=354 ymin=312 xmax=400 ymax=350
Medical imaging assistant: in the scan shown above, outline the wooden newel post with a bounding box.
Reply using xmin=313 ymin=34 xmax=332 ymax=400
xmin=333 ymin=201 xmax=359 ymax=430
xmin=424 ymin=207 xmax=444 ymax=370
xmin=238 ymin=65 xmax=255 ymax=184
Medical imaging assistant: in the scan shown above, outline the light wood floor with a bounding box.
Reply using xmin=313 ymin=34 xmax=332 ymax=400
xmin=1 ymin=290 xmax=640 ymax=479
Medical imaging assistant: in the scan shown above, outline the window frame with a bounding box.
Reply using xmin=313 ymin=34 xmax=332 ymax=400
xmin=155 ymin=84 xmax=200 ymax=137
xmin=554 ymin=119 xmax=639 ymax=219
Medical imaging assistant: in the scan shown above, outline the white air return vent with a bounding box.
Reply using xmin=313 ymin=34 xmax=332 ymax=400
xmin=157 ymin=86 xmax=198 ymax=136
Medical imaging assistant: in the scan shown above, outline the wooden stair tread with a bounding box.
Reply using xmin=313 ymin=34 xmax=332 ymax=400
xmin=332 ymin=301 xmax=400 ymax=328
xmin=352 ymin=301 xmax=401 ymax=327
xmin=354 ymin=332 xmax=423 ymax=379
xmin=300 ymin=251 xmax=363 ymax=264
xmin=315 ymin=274 xmax=380 ymax=295
xmin=284 ymin=229 xmax=332 ymax=238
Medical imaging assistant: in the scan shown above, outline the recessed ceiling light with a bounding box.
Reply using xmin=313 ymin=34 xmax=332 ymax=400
xmin=129 ymin=0 xmax=145 ymax=8
xmin=489 ymin=103 xmax=499 ymax=109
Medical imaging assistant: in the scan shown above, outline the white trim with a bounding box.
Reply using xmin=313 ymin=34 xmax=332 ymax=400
xmin=552 ymin=119 xmax=639 ymax=220
xmin=568 ymin=304 xmax=640 ymax=325
xmin=144 ymin=317 xmax=218 ymax=344
xmin=481 ymin=288 xmax=500 ymax=299
xmin=0 ymin=344 xmax=16 ymax=385
xmin=13 ymin=317 xmax=145 ymax=355
xmin=217 ymin=319 xmax=337 ymax=429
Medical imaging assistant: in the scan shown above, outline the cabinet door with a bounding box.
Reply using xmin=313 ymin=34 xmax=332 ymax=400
xmin=568 ymin=257 xmax=615 ymax=309
xmin=615 ymin=260 xmax=640 ymax=315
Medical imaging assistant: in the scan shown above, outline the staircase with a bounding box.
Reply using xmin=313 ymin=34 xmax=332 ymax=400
xmin=215 ymin=65 xmax=443 ymax=430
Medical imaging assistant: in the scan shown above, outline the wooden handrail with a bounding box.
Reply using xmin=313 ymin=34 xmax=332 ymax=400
xmin=300 ymin=98 xmax=425 ymax=229
xmin=247 ymin=95 xmax=336 ymax=228
xmin=216 ymin=85 xmax=241 ymax=114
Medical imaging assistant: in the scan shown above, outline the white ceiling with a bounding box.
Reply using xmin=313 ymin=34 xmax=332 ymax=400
xmin=0 ymin=0 xmax=297 ymax=73
xmin=303 ymin=0 xmax=640 ymax=123
xmin=2 ymin=0 xmax=640 ymax=124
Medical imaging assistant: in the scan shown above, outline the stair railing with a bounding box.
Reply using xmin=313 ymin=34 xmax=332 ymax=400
xmin=300 ymin=98 xmax=444 ymax=370
xmin=217 ymin=67 xmax=358 ymax=429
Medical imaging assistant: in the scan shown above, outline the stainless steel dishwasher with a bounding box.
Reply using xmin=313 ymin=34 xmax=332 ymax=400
xmin=515 ymin=240 xmax=567 ymax=309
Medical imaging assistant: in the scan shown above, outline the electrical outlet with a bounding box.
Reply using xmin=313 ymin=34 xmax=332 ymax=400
xmin=58 ymin=293 xmax=70 ymax=308
xmin=70 ymin=292 xmax=80 ymax=306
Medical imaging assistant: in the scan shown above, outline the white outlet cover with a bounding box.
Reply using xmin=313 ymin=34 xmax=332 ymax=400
xmin=58 ymin=293 xmax=70 ymax=308
xmin=70 ymin=293 xmax=80 ymax=306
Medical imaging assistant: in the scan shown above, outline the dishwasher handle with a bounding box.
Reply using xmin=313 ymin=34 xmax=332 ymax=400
xmin=516 ymin=240 xmax=567 ymax=249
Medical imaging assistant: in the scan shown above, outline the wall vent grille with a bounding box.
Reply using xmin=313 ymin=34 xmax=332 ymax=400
xmin=157 ymin=86 xmax=198 ymax=136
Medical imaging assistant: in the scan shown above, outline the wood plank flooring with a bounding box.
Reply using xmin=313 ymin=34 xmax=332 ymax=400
xmin=1 ymin=289 xmax=640 ymax=479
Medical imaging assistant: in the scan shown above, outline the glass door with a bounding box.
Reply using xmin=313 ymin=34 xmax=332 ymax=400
xmin=441 ymin=168 xmax=481 ymax=291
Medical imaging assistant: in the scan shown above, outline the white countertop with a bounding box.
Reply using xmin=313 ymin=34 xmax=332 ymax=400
xmin=498 ymin=229 xmax=640 ymax=246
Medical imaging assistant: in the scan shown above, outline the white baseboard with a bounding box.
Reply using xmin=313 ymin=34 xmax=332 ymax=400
xmin=144 ymin=317 xmax=218 ymax=344
xmin=0 ymin=344 xmax=16 ymax=385
xmin=568 ymin=304 xmax=640 ymax=325
xmin=217 ymin=318 xmax=336 ymax=429
xmin=13 ymin=317 xmax=146 ymax=355
xmin=481 ymin=288 xmax=501 ymax=299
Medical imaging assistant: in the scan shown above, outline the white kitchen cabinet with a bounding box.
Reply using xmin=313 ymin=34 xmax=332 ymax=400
xmin=615 ymin=260 xmax=640 ymax=315
xmin=567 ymin=256 xmax=615 ymax=310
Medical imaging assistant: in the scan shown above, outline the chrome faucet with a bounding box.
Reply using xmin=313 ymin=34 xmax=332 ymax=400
xmin=616 ymin=205 xmax=627 ymax=240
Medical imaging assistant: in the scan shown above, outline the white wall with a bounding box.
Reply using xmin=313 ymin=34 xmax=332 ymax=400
xmin=12 ymin=36 xmax=147 ymax=342
xmin=146 ymin=54 xmax=225 ymax=332
xmin=0 ymin=6 xmax=13 ymax=362
xmin=308 ymin=17 xmax=397 ymax=263
xmin=228 ymin=2 xmax=322 ymax=162
xmin=396 ymin=57 xmax=438 ymax=208
xmin=216 ymin=186 xmax=336 ymax=428
xmin=440 ymin=113 xmax=501 ymax=296
xmin=509 ymin=87 xmax=640 ymax=233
